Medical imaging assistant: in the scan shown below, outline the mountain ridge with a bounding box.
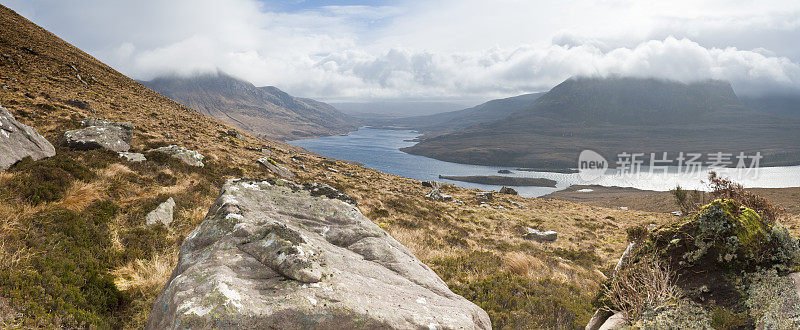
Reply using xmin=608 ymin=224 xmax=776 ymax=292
xmin=141 ymin=72 xmax=357 ymax=141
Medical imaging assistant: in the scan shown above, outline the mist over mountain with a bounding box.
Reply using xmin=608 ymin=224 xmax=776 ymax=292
xmin=141 ymin=72 xmax=357 ymax=140
xmin=373 ymin=92 xmax=545 ymax=134
xmin=402 ymin=76 xmax=800 ymax=168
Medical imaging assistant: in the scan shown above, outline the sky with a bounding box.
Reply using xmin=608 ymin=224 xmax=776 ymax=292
xmin=4 ymin=0 xmax=800 ymax=104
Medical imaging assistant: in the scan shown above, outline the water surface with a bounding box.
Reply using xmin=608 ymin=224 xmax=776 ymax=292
xmin=289 ymin=127 xmax=800 ymax=197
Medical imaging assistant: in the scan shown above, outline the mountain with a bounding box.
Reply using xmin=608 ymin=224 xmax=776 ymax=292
xmin=374 ymin=92 xmax=544 ymax=134
xmin=403 ymin=77 xmax=800 ymax=168
xmin=741 ymin=93 xmax=800 ymax=118
xmin=141 ymin=73 xmax=357 ymax=140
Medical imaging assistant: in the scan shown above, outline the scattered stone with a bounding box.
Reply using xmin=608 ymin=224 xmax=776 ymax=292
xmin=618 ymin=206 xmax=629 ymax=210
xmin=671 ymin=211 xmax=682 ymax=216
xmin=342 ymin=172 xmax=354 ymax=177
xmin=497 ymin=206 xmax=506 ymax=210
xmin=257 ymin=156 xmax=295 ymax=179
xmin=475 ymin=191 xmax=493 ymax=202
xmin=510 ymin=201 xmax=524 ymax=209
xmin=453 ymin=199 xmax=465 ymax=205
xmin=64 ymin=125 xmax=132 ymax=152
xmin=586 ymin=309 xmax=615 ymax=330
xmin=152 ymin=145 xmax=205 ymax=167
xmin=0 ymin=105 xmax=56 ymax=170
xmin=145 ymin=198 xmax=175 ymax=227
xmin=497 ymin=169 xmax=513 ymax=174
xmin=523 ymin=227 xmax=558 ymax=242
xmin=226 ymin=130 xmax=242 ymax=139
xmin=119 ymin=152 xmax=146 ymax=162
xmin=499 ymin=186 xmax=518 ymax=195
xmin=422 ymin=180 xmax=444 ymax=189
xmin=480 ymin=203 xmax=491 ymax=208
xmin=425 ymin=188 xmax=453 ymax=202
xmin=146 ymin=179 xmax=491 ymax=329
xmin=326 ymin=167 xmax=339 ymax=173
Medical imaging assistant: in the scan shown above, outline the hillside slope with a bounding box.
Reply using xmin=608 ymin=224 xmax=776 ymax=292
xmin=404 ymin=77 xmax=800 ymax=168
xmin=141 ymin=73 xmax=357 ymax=140
xmin=374 ymin=92 xmax=544 ymax=134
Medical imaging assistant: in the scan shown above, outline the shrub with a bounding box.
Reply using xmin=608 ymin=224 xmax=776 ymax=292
xmin=7 ymin=154 xmax=94 ymax=205
xmin=0 ymin=202 xmax=125 ymax=328
xmin=604 ymin=255 xmax=682 ymax=322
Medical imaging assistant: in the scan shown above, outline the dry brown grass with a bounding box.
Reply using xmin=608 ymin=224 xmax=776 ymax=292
xmin=58 ymin=181 xmax=104 ymax=212
xmin=605 ymin=255 xmax=682 ymax=322
xmin=113 ymin=251 xmax=178 ymax=296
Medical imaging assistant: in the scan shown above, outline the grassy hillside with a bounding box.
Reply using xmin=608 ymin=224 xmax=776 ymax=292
xmin=404 ymin=77 xmax=800 ymax=168
xmin=0 ymin=5 xmax=749 ymax=329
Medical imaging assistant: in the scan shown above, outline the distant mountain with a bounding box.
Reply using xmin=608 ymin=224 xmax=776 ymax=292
xmin=374 ymin=92 xmax=544 ymax=134
xmin=740 ymin=94 xmax=800 ymax=118
xmin=142 ymin=72 xmax=357 ymax=140
xmin=403 ymin=77 xmax=800 ymax=168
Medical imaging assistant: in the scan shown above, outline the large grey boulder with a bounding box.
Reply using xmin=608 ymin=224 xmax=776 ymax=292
xmin=151 ymin=145 xmax=204 ymax=167
xmin=0 ymin=105 xmax=55 ymax=170
xmin=147 ymin=179 xmax=491 ymax=329
xmin=425 ymin=188 xmax=453 ymax=202
xmin=64 ymin=118 xmax=133 ymax=152
xmin=145 ymin=197 xmax=175 ymax=227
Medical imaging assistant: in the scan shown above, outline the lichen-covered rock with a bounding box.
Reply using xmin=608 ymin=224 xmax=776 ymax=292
xmin=151 ymin=145 xmax=204 ymax=167
xmin=64 ymin=125 xmax=132 ymax=152
xmin=422 ymin=180 xmax=444 ymax=189
xmin=257 ymin=156 xmax=295 ymax=179
xmin=0 ymin=105 xmax=55 ymax=170
xmin=81 ymin=117 xmax=134 ymax=130
xmin=145 ymin=197 xmax=175 ymax=227
xmin=147 ymin=179 xmax=490 ymax=329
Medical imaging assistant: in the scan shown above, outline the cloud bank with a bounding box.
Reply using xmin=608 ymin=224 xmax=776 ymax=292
xmin=5 ymin=0 xmax=800 ymax=102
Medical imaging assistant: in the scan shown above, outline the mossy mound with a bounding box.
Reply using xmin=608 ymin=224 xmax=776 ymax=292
xmin=598 ymin=199 xmax=800 ymax=328
xmin=649 ymin=199 xmax=799 ymax=272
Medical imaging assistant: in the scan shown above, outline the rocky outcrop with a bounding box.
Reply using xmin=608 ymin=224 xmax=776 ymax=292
xmin=147 ymin=179 xmax=490 ymax=329
xmin=0 ymin=105 xmax=55 ymax=170
xmin=422 ymin=180 xmax=444 ymax=189
xmin=64 ymin=117 xmax=133 ymax=152
xmin=145 ymin=197 xmax=175 ymax=227
xmin=151 ymin=145 xmax=204 ymax=167
xmin=257 ymin=156 xmax=295 ymax=179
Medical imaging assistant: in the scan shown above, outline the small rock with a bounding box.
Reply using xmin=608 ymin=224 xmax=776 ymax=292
xmin=327 ymin=167 xmax=339 ymax=173
xmin=499 ymin=186 xmax=518 ymax=195
xmin=523 ymin=227 xmax=557 ymax=242
xmin=618 ymin=206 xmax=629 ymax=210
xmin=670 ymin=211 xmax=682 ymax=216
xmin=479 ymin=203 xmax=491 ymax=208
xmin=510 ymin=201 xmax=524 ymax=209
xmin=152 ymin=145 xmax=205 ymax=167
xmin=425 ymin=189 xmax=453 ymax=202
xmin=119 ymin=152 xmax=146 ymax=162
xmin=145 ymin=198 xmax=175 ymax=227
xmin=453 ymin=199 xmax=465 ymax=205
xmin=475 ymin=191 xmax=493 ymax=202
xmin=257 ymin=157 xmax=296 ymax=179
xmin=598 ymin=312 xmax=626 ymax=330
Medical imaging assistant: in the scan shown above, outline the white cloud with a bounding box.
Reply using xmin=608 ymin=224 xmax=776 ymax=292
xmin=4 ymin=0 xmax=800 ymax=102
